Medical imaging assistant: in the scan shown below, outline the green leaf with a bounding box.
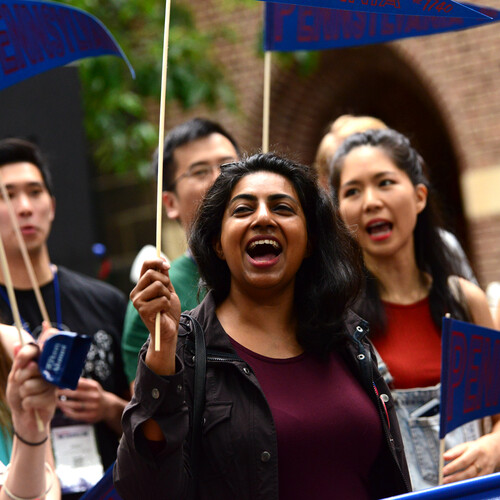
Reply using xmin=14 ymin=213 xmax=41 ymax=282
xmin=68 ymin=0 xmax=239 ymax=176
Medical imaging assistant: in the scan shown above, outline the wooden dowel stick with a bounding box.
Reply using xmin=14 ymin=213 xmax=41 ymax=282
xmin=155 ymin=0 xmax=172 ymax=351
xmin=438 ymin=437 xmax=445 ymax=485
xmin=262 ymin=51 xmax=272 ymax=153
xmin=0 ymin=233 xmax=43 ymax=431
xmin=0 ymin=234 xmax=23 ymax=344
xmin=0 ymin=175 xmax=50 ymax=325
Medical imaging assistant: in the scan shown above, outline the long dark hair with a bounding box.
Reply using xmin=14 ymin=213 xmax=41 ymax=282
xmin=329 ymin=129 xmax=469 ymax=336
xmin=190 ymin=153 xmax=363 ymax=355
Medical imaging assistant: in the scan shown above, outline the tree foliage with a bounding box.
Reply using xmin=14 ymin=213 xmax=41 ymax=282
xmin=68 ymin=0 xmax=246 ymax=177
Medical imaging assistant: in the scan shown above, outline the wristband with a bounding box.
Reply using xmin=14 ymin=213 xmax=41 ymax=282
xmin=2 ymin=462 xmax=53 ymax=500
xmin=12 ymin=430 xmax=48 ymax=447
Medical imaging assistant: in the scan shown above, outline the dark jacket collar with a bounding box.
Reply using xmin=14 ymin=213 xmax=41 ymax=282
xmin=182 ymin=290 xmax=368 ymax=353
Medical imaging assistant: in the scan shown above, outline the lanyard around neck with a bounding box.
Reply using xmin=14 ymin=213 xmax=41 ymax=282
xmin=0 ymin=266 xmax=63 ymax=335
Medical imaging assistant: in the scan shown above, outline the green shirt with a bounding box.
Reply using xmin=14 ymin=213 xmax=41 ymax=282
xmin=121 ymin=253 xmax=204 ymax=383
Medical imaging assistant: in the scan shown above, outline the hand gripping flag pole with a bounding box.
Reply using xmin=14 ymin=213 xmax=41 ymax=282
xmin=439 ymin=315 xmax=500 ymax=486
xmin=155 ymin=0 xmax=172 ymax=351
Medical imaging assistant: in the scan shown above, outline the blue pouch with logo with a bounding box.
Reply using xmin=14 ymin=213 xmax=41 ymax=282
xmin=38 ymin=332 xmax=92 ymax=389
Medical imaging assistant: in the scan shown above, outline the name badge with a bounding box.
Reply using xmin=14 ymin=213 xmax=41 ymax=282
xmin=51 ymin=424 xmax=104 ymax=494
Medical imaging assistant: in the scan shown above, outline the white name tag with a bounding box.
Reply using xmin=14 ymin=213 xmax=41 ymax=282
xmin=51 ymin=424 xmax=104 ymax=494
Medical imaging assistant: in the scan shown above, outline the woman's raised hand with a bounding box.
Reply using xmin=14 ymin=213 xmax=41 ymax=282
xmin=130 ymin=258 xmax=181 ymax=375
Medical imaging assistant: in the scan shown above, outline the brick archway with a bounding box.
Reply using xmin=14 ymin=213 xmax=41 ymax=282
xmin=263 ymin=44 xmax=471 ymax=261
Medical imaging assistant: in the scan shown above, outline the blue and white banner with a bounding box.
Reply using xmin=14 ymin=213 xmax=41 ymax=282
xmin=39 ymin=331 xmax=92 ymax=389
xmin=79 ymin=464 xmax=122 ymax=500
xmin=259 ymin=0 xmax=489 ymax=20
xmin=264 ymin=2 xmax=499 ymax=51
xmin=440 ymin=317 xmax=500 ymax=439
xmin=383 ymin=471 xmax=500 ymax=499
xmin=0 ymin=0 xmax=134 ymax=91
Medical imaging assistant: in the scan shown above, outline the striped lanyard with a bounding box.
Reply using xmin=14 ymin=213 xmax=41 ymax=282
xmin=0 ymin=266 xmax=63 ymax=336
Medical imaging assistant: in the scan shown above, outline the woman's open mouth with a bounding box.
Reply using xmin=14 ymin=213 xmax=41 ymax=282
xmin=366 ymin=220 xmax=393 ymax=241
xmin=246 ymin=238 xmax=282 ymax=266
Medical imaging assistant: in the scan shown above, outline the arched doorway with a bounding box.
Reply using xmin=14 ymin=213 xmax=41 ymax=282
xmin=264 ymin=44 xmax=471 ymax=261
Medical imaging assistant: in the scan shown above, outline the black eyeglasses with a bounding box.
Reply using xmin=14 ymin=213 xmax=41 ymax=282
xmin=168 ymin=160 xmax=239 ymax=189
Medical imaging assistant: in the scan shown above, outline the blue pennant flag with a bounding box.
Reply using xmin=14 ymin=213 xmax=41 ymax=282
xmin=0 ymin=0 xmax=134 ymax=92
xmin=382 ymin=472 xmax=500 ymax=499
xmin=440 ymin=317 xmax=500 ymax=439
xmin=258 ymin=0 xmax=489 ymax=19
xmin=79 ymin=464 xmax=122 ymax=500
xmin=264 ymin=2 xmax=499 ymax=51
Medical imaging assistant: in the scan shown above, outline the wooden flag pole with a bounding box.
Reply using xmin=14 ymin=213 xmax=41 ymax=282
xmin=154 ymin=0 xmax=172 ymax=351
xmin=0 ymin=233 xmax=43 ymax=431
xmin=0 ymin=175 xmax=51 ymax=325
xmin=262 ymin=50 xmax=272 ymax=153
xmin=438 ymin=312 xmax=451 ymax=485
xmin=438 ymin=438 xmax=445 ymax=484
xmin=0 ymin=234 xmax=24 ymax=343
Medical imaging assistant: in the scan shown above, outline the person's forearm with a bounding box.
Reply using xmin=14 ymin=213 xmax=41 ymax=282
xmin=103 ymin=392 xmax=128 ymax=435
xmin=145 ymin=339 xmax=177 ymax=376
xmin=2 ymin=437 xmax=52 ymax=500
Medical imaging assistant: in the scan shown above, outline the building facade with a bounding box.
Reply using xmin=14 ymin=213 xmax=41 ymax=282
xmin=101 ymin=0 xmax=500 ymax=296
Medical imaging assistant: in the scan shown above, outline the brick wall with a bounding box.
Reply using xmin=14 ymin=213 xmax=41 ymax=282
xmin=99 ymin=0 xmax=500 ymax=292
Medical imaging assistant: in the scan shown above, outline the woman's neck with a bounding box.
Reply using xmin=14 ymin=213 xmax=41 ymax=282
xmin=216 ymin=285 xmax=303 ymax=358
xmin=0 ymin=247 xmax=53 ymax=289
xmin=365 ymin=251 xmax=431 ymax=305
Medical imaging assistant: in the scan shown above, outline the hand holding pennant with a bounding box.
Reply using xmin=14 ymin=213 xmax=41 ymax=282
xmin=439 ymin=317 xmax=500 ymax=483
xmin=440 ymin=317 xmax=500 ymax=438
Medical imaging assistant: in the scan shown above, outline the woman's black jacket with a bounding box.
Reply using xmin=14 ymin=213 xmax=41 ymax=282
xmin=114 ymin=292 xmax=411 ymax=499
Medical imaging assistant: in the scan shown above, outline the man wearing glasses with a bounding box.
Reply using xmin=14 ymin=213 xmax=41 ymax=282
xmin=121 ymin=118 xmax=239 ymax=391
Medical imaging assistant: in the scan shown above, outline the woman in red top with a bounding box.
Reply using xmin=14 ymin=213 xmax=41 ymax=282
xmin=330 ymin=128 xmax=500 ymax=490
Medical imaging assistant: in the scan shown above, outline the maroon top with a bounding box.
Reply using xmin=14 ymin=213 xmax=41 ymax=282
xmin=230 ymin=338 xmax=383 ymax=500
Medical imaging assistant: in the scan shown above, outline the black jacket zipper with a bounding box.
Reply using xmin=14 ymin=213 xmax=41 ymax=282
xmin=353 ymin=321 xmax=412 ymax=492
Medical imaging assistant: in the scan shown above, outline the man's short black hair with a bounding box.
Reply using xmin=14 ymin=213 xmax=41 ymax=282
xmin=0 ymin=138 xmax=54 ymax=196
xmin=154 ymin=117 xmax=239 ymax=191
